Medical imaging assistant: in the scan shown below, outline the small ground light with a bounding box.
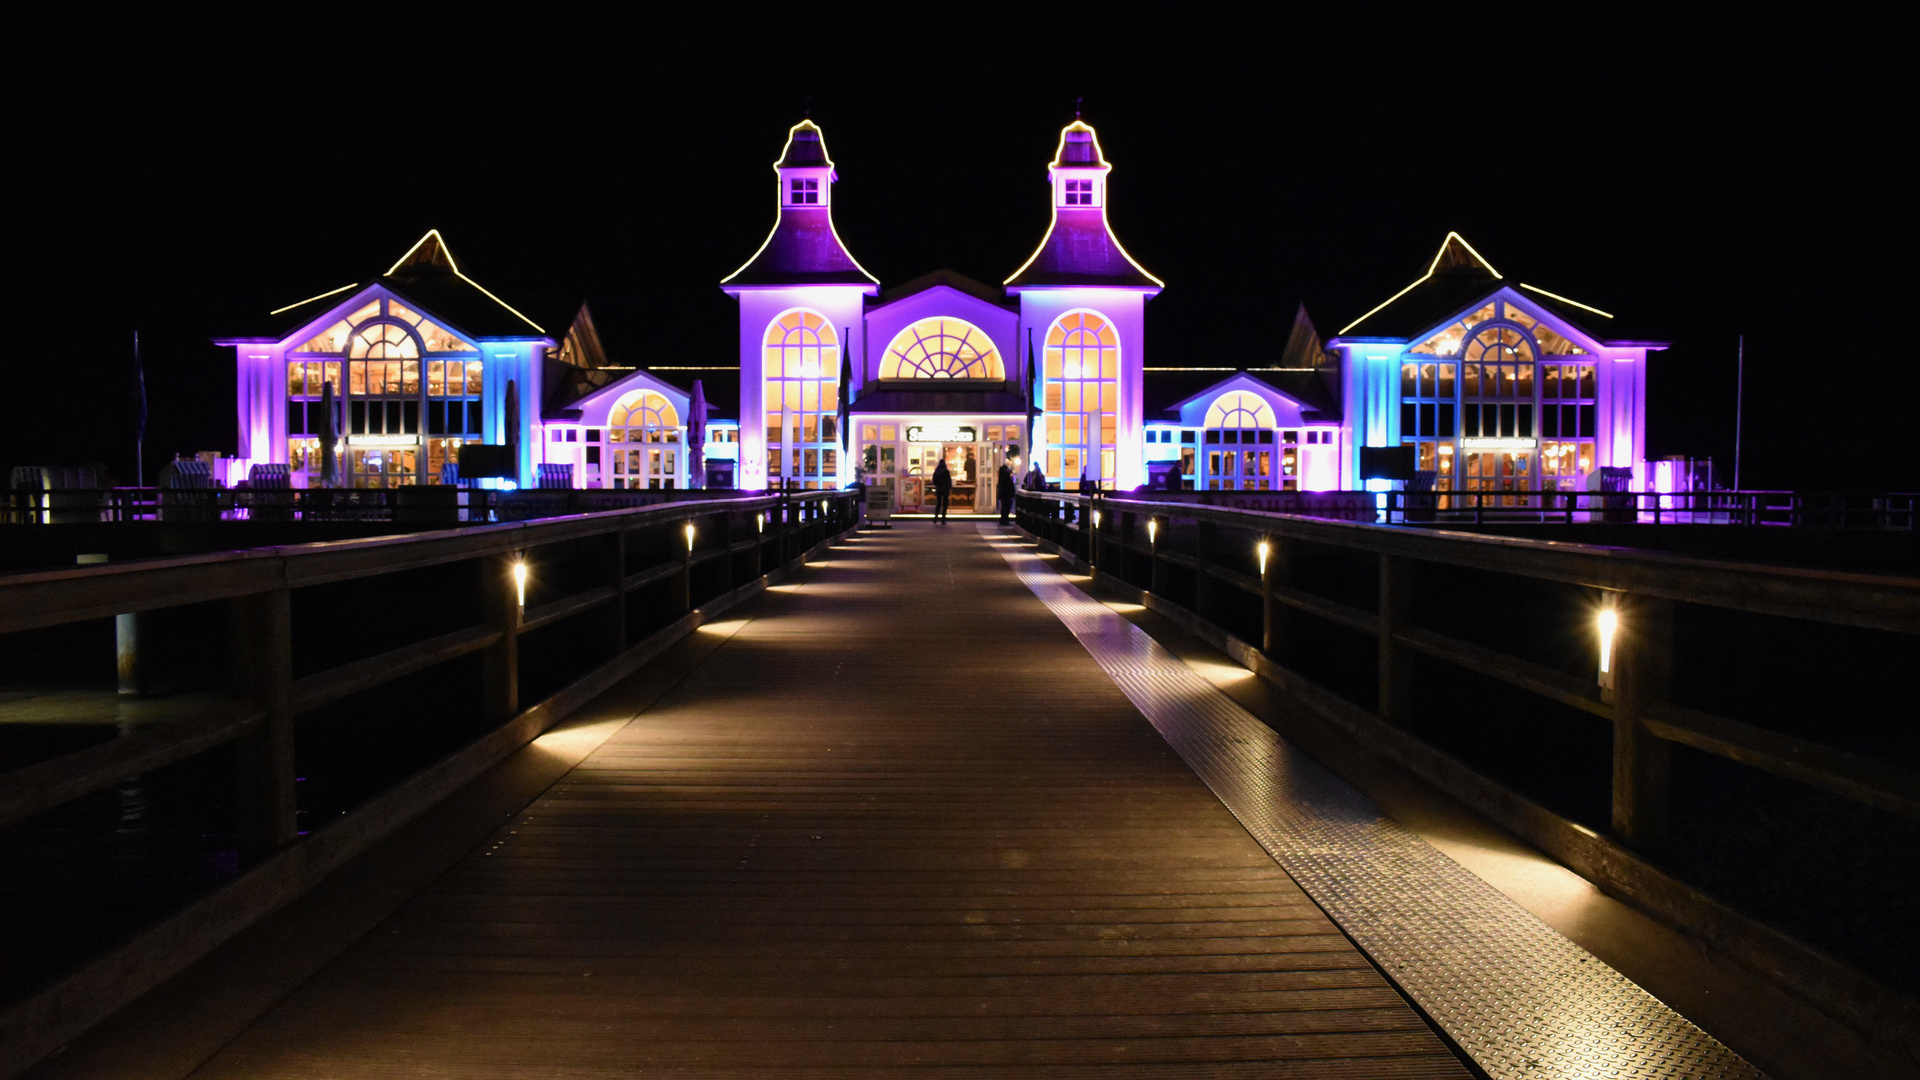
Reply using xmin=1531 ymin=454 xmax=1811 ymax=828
xmin=1257 ymin=540 xmax=1270 ymax=575
xmin=1597 ymin=607 xmax=1618 ymax=689
xmin=684 ymin=522 xmax=696 ymax=551
xmin=512 ymin=561 xmax=528 ymax=609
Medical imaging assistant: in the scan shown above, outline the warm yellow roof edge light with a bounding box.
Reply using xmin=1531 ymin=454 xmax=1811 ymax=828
xmin=383 ymin=229 xmax=547 ymax=334
xmin=1519 ymin=283 xmax=1615 ymax=319
xmin=1336 ymin=231 xmax=1500 ymax=336
xmin=722 ymin=121 xmax=880 ymax=287
xmin=269 ymin=283 xmax=357 ymax=316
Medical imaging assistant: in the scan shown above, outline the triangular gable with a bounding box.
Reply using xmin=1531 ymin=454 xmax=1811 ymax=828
xmin=564 ymin=367 xmax=692 ymax=424
xmin=1403 ymin=287 xmax=1605 ymax=358
xmin=1163 ymin=372 xmax=1325 ymax=427
xmin=554 ymin=303 xmax=612 ymax=369
xmin=276 ymin=285 xmax=484 ymax=355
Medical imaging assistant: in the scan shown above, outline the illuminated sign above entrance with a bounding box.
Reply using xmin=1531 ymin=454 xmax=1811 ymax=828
xmin=349 ymin=435 xmax=421 ymax=447
xmin=906 ymin=425 xmax=977 ymax=444
xmin=1459 ymin=437 xmax=1537 ymax=450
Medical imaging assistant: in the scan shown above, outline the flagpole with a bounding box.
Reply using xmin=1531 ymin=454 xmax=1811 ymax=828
xmin=134 ymin=330 xmax=146 ymax=488
xmin=1733 ymin=334 xmax=1744 ymax=491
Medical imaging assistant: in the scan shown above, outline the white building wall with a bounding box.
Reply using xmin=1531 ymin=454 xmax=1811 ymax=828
xmin=734 ymin=286 xmax=868 ymax=491
xmin=1016 ymin=288 xmax=1152 ymax=489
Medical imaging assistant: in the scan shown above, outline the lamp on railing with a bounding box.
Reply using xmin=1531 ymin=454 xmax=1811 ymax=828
xmin=1148 ymin=518 xmax=1158 ymax=545
xmin=1092 ymin=509 xmax=1101 ymax=528
xmin=1257 ymin=539 xmax=1270 ymax=576
xmin=512 ymin=560 xmax=528 ymax=611
xmin=684 ymin=521 xmax=696 ymax=552
xmin=1597 ymin=606 xmax=1618 ymax=693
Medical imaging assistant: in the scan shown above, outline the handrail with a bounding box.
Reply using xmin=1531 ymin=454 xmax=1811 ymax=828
xmin=0 ymin=492 xmax=822 ymax=634
xmin=1046 ymin=492 xmax=1920 ymax=634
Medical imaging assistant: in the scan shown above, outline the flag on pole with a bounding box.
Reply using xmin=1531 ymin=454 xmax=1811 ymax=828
xmin=1025 ymin=328 xmax=1040 ymax=473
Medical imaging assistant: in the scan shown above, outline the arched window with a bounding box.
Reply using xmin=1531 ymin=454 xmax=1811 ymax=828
xmin=1039 ymin=311 xmax=1119 ymax=485
xmin=1201 ymin=390 xmax=1276 ymax=491
xmin=1459 ymin=325 xmax=1538 ymax=500
xmin=607 ymin=390 xmax=681 ymax=489
xmin=349 ymin=322 xmax=420 ymax=359
xmin=879 ymin=318 xmax=1004 ymax=379
xmin=763 ymin=310 xmax=840 ymax=489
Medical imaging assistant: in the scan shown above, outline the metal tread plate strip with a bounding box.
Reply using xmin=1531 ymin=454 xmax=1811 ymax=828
xmin=980 ymin=525 xmax=1762 ymax=1080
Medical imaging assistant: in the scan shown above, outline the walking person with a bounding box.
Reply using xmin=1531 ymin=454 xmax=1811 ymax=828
xmin=931 ymin=457 xmax=953 ymax=523
xmin=996 ymin=462 xmax=1016 ymax=525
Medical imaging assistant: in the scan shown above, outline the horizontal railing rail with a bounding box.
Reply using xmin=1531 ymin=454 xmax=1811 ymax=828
xmin=1367 ymin=487 xmax=1917 ymax=529
xmin=1013 ymin=487 xmax=1920 ymax=1056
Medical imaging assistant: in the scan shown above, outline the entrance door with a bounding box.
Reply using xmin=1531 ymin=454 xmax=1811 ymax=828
xmin=944 ymin=443 xmax=980 ymax=511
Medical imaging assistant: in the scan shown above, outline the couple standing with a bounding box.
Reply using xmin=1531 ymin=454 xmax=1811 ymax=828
xmin=928 ymin=458 xmax=1019 ymax=524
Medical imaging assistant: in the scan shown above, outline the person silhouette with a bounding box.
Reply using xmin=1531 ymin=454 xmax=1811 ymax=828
xmin=931 ymin=457 xmax=953 ymax=522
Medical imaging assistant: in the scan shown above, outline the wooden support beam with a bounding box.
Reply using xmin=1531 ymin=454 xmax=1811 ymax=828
xmin=232 ymin=588 xmax=295 ymax=859
xmin=1378 ymin=554 xmax=1414 ymax=723
xmin=482 ymin=554 xmax=520 ymax=726
xmin=1612 ymin=594 xmax=1674 ymax=854
xmin=1195 ymin=519 xmax=1218 ymax=622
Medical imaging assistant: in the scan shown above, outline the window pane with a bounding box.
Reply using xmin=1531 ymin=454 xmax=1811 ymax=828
xmin=1439 ymin=364 xmax=1455 ymax=398
xmin=1401 ymin=364 xmax=1417 ymax=398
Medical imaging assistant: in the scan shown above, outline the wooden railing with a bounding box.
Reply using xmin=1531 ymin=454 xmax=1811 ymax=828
xmin=1371 ymin=487 xmax=1918 ymax=529
xmin=1014 ymin=489 xmax=1920 ymax=1051
xmin=0 ymin=488 xmax=858 ymax=1075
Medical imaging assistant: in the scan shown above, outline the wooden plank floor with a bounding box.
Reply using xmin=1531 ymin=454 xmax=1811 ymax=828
xmin=187 ymin=525 xmax=1472 ymax=1078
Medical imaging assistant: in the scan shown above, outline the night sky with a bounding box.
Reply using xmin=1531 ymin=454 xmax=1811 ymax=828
xmin=10 ymin=16 xmax=1908 ymax=492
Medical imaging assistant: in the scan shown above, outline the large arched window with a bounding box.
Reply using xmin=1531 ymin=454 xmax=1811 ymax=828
xmin=1201 ymin=390 xmax=1275 ymax=491
xmin=1039 ymin=311 xmax=1119 ymax=485
xmin=763 ymin=310 xmax=840 ymax=489
xmin=607 ymin=390 xmax=681 ymax=489
xmin=879 ymin=318 xmax=1004 ymax=379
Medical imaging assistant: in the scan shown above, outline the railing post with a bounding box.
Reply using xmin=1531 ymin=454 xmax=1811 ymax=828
xmin=483 ymin=553 xmax=520 ymax=725
xmin=1378 ymin=554 xmax=1413 ymax=723
xmin=1260 ymin=533 xmax=1286 ymax=658
xmin=1149 ymin=515 xmax=1165 ymax=596
xmin=1611 ymin=593 xmax=1673 ymax=854
xmin=752 ymin=508 xmax=766 ymax=579
xmin=1087 ymin=499 xmax=1100 ymax=585
xmin=232 ymin=587 xmax=296 ymax=858
xmin=610 ymin=529 xmax=628 ymax=652
xmin=678 ymin=517 xmax=695 ymax=614
xmin=1195 ymin=516 xmax=1218 ymax=621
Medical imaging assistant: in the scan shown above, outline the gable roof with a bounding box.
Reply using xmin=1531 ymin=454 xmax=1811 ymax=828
xmin=1333 ymin=232 xmax=1663 ymax=346
xmin=875 ymin=269 xmax=1014 ymax=310
xmin=226 ymin=230 xmax=551 ymax=342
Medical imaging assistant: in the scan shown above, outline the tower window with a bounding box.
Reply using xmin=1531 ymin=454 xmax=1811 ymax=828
xmin=1064 ymin=179 xmax=1093 ymax=205
xmin=790 ymin=178 xmax=819 ymax=205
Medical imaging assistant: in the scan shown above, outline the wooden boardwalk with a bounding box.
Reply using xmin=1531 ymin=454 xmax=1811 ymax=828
xmin=186 ymin=525 xmax=1470 ymax=1078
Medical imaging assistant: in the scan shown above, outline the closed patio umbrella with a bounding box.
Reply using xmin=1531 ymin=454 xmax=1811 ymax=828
xmin=319 ymin=378 xmax=339 ymax=487
xmin=837 ymin=333 xmax=852 ymax=457
xmin=688 ymin=378 xmax=708 ymax=488
xmin=503 ymin=378 xmax=521 ymax=488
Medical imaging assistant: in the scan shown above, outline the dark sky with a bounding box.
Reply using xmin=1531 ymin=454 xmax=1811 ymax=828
xmin=9 ymin=14 xmax=1909 ymax=491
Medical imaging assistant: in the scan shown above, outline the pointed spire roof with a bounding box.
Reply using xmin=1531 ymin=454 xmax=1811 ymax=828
xmin=1053 ymin=120 xmax=1105 ymax=166
xmin=1005 ymin=120 xmax=1161 ymax=290
xmin=775 ymin=119 xmax=832 ymax=168
xmin=723 ymin=121 xmax=876 ymax=289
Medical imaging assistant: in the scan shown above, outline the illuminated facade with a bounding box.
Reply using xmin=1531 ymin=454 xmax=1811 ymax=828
xmin=220 ymin=131 xmax=1662 ymax=503
xmin=721 ymin=119 xmax=1163 ymax=511
xmin=1326 ymin=233 xmax=1666 ymax=496
xmin=217 ymin=231 xmax=555 ymax=488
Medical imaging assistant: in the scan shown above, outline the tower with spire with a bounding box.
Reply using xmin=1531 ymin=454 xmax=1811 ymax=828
xmin=723 ymin=120 xmax=878 ymax=491
xmin=1007 ymin=120 xmax=1162 ymax=490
